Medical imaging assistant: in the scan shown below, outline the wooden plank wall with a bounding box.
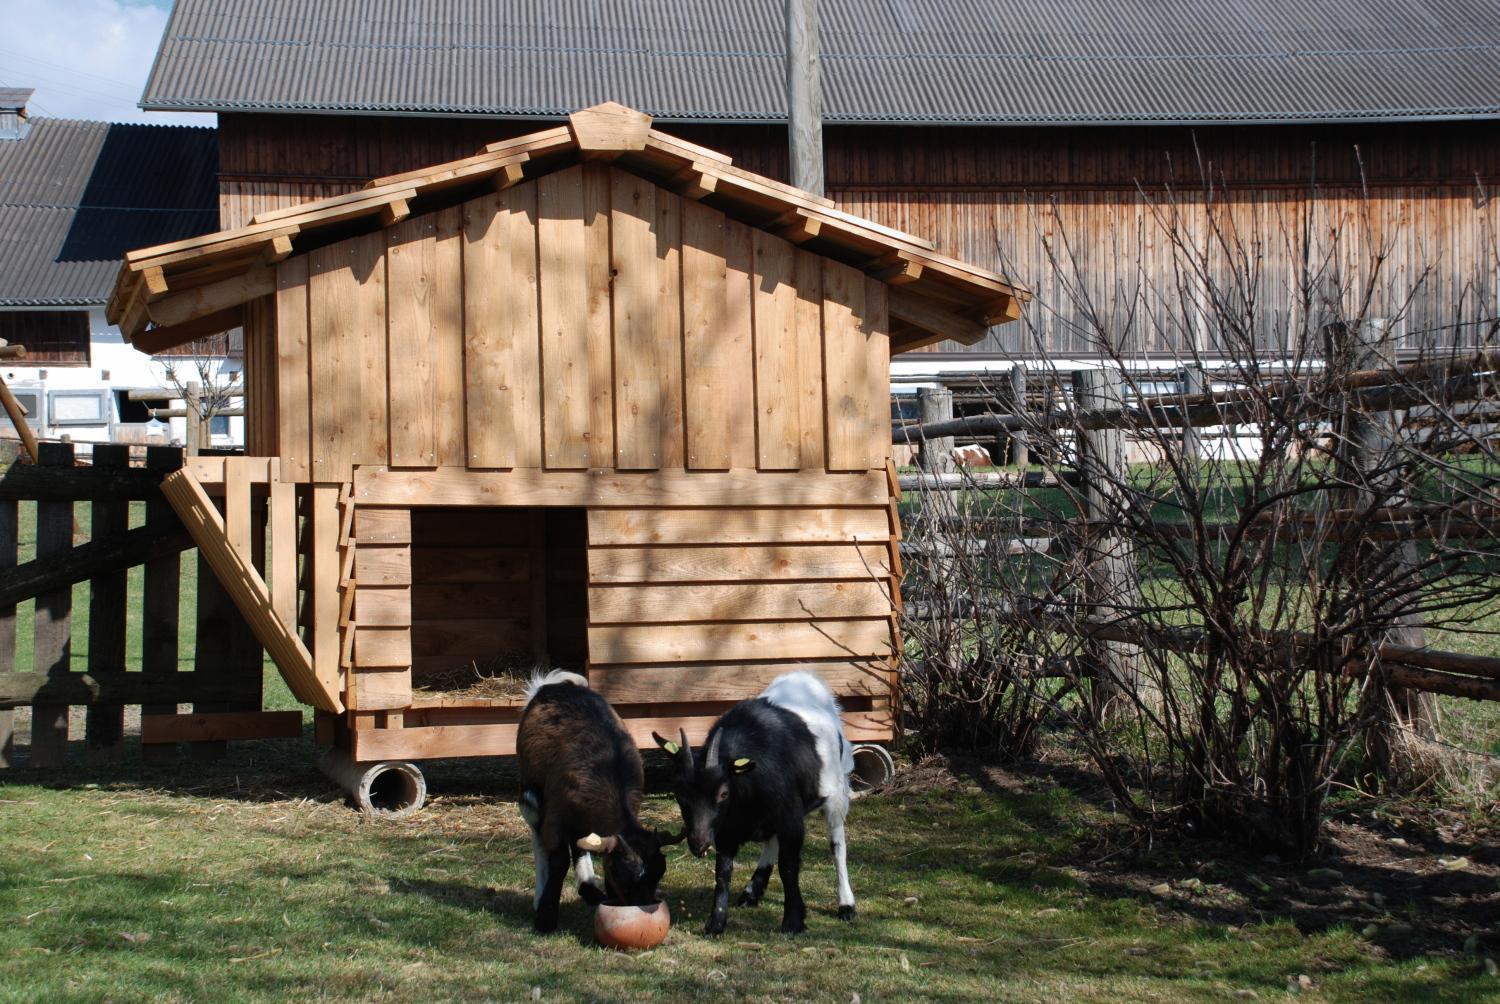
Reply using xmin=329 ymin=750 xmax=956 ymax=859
xmin=584 ymin=505 xmax=898 ymax=707
xmin=271 ymin=165 xmax=892 ymax=483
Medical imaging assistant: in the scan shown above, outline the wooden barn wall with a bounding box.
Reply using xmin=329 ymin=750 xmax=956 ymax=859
xmin=271 ymin=164 xmax=891 ymax=484
xmin=225 ymin=115 xmax=1500 ymax=357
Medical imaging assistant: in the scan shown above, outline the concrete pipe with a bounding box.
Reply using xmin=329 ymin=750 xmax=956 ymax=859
xmin=849 ymin=744 xmax=896 ymax=798
xmin=319 ymin=747 xmax=427 ymax=817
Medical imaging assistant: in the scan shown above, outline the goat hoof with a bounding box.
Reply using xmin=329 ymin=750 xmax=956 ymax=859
xmin=778 ymin=918 xmax=806 ymax=935
xmin=838 ymin=905 xmax=856 ymax=922
xmin=578 ymin=882 xmax=606 ymax=907
xmin=704 ymin=917 xmax=728 ymax=937
xmin=737 ymin=892 xmax=761 ymax=907
xmin=533 ymin=917 xmax=559 ymax=934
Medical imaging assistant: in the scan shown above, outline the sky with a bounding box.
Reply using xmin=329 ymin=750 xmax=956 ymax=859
xmin=0 ymin=0 xmax=208 ymax=126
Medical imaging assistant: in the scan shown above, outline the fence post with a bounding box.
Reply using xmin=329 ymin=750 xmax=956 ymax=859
xmin=0 ymin=447 xmax=15 ymax=767
xmin=1348 ymin=322 xmax=1436 ymax=749
xmin=1007 ymin=364 xmax=1029 ymax=467
xmin=917 ymin=386 xmax=955 ymax=473
xmin=84 ymin=443 xmax=129 ymax=759
xmin=192 ymin=487 xmax=234 ymax=761
xmin=1072 ymin=368 xmax=1141 ymax=713
xmin=30 ymin=441 xmax=74 ymax=767
xmin=141 ymin=446 xmax=184 ymax=763
xmin=1181 ymin=365 xmax=1204 ymax=463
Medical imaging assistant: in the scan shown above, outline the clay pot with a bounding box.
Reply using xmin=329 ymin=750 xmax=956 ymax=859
xmin=593 ymin=899 xmax=671 ymax=951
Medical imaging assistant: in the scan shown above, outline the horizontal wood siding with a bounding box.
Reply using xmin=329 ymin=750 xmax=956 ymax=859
xmin=585 ymin=505 xmax=898 ymax=703
xmin=277 ymin=167 xmax=890 ymax=482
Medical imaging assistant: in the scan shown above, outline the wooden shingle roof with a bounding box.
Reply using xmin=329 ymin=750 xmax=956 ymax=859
xmin=109 ymin=104 xmax=1026 ymax=352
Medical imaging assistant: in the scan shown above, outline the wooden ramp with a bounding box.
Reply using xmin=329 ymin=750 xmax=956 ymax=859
xmin=160 ymin=465 xmax=344 ymax=714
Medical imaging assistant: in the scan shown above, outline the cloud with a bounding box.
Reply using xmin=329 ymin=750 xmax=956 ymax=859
xmin=0 ymin=0 xmax=210 ymax=126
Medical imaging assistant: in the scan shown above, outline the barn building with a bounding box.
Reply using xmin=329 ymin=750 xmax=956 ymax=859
xmin=136 ymin=0 xmax=1500 ymax=364
xmin=109 ymin=105 xmax=1022 ymax=774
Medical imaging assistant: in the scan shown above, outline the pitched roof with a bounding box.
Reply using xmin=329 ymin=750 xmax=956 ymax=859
xmin=141 ymin=0 xmax=1500 ymax=126
xmin=109 ymin=104 xmax=1025 ymax=353
xmin=0 ymin=118 xmax=219 ymax=307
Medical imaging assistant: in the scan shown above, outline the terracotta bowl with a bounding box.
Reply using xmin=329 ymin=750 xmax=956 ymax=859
xmin=594 ymin=899 xmax=671 ymax=951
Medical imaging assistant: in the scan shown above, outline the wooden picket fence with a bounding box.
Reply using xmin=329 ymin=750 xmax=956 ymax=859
xmin=0 ymin=441 xmax=299 ymax=769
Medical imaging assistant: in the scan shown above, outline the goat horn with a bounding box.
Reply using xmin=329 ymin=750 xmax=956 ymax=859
xmin=678 ymin=728 xmax=691 ymax=759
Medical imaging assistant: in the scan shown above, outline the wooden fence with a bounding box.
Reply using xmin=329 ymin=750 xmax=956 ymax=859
xmin=0 ymin=441 xmax=297 ymax=769
xmin=895 ymin=350 xmax=1500 ymax=705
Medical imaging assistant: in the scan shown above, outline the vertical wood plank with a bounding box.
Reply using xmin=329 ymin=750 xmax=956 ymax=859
xmin=529 ymin=509 xmax=548 ymax=664
xmin=353 ymin=232 xmax=389 ymax=468
xmin=270 ymin=461 xmax=296 ymax=626
xmin=0 ymin=484 xmax=15 ymax=766
xmin=655 ymin=190 xmax=686 ymax=469
xmin=507 ymin=182 xmax=544 ymax=469
xmin=538 ymin=166 xmax=594 ymax=468
xmin=822 ymin=259 xmax=870 ymax=471
xmin=30 ymin=441 xmax=73 ymax=767
xmin=723 ymin=219 xmax=758 ymax=469
xmin=583 ymin=166 xmax=615 ymax=467
xmin=462 ymin=192 xmax=516 ymax=468
xmin=141 ymin=446 xmax=183 ymax=763
xmin=612 ymin=168 xmax=661 ymax=469
xmin=794 ymin=250 xmax=826 ymax=469
xmin=192 ymin=496 xmax=233 ymax=761
xmin=84 ymin=444 xmax=129 ymax=757
xmin=753 ymin=229 xmax=800 ymax=470
xmin=433 ymin=206 xmax=466 ymax=468
xmin=864 ymin=277 xmax=892 ymax=469
xmin=275 ymin=257 xmax=311 ymax=481
xmin=312 ymin=485 xmax=341 ymax=697
xmin=387 ymin=216 xmax=438 ymax=467
xmin=682 ymin=200 xmax=728 ymax=469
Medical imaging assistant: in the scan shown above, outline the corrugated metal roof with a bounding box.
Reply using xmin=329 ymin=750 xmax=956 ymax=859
xmin=0 ymin=118 xmax=219 ymax=306
xmin=139 ymin=0 xmax=1500 ymax=125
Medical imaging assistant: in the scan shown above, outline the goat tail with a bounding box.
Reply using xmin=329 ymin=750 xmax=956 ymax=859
xmin=522 ymin=668 xmax=589 ymax=710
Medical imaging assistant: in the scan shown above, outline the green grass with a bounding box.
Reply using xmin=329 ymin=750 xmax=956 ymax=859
xmin=2 ymin=745 xmax=1494 ymax=1003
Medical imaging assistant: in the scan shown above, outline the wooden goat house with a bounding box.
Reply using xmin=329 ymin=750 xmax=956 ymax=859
xmin=109 ymin=103 xmax=1026 ymax=768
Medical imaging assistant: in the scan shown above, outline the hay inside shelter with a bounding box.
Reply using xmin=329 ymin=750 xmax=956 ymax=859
xmin=411 ymin=655 xmax=541 ymax=702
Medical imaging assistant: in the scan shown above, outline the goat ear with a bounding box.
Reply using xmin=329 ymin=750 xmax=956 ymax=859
xmin=730 ymin=757 xmax=756 ymax=775
xmin=651 ymin=730 xmax=682 ymax=756
xmin=657 ymin=829 xmax=686 ymax=846
xmin=576 ymin=832 xmax=618 ymax=854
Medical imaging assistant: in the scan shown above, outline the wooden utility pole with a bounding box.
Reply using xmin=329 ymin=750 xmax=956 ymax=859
xmin=1007 ymin=365 xmax=1029 ymax=467
xmin=784 ymin=0 xmax=825 ymax=196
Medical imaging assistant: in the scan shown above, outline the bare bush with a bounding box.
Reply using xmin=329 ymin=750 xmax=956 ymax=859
xmin=900 ymin=172 xmax=1500 ymax=858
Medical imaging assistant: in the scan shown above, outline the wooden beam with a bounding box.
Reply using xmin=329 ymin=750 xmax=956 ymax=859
xmin=132 ymin=306 xmax=244 ymax=353
xmin=141 ymin=266 xmax=170 ymax=301
xmin=870 ymin=253 xmax=922 ymax=284
xmin=0 ymin=672 xmax=254 ymax=711
xmin=145 ymin=267 xmax=275 ymax=331
xmin=0 ymin=372 xmax=38 ymax=463
xmin=888 ymin=287 xmax=987 ymax=345
xmin=353 ymin=467 xmax=888 ymax=508
xmin=768 ymin=209 xmax=821 ymax=244
xmin=141 ymin=710 xmax=303 ymax=744
xmin=262 ymin=234 xmax=295 ymax=263
xmin=666 ymin=164 xmax=718 ymax=200
xmin=380 ymin=198 xmax=411 ymax=227
xmin=0 ymin=345 xmax=27 ymax=360
xmin=494 ymin=161 xmax=526 ymax=190
xmin=0 ymin=523 xmax=191 ymax=608
xmin=158 ymin=468 xmax=342 ymax=713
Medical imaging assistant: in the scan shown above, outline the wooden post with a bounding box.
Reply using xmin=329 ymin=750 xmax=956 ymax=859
xmin=1347 ymin=322 xmax=1436 ymax=744
xmin=192 ymin=488 xmax=233 ymax=760
xmin=0 ymin=371 xmax=39 ymax=463
xmin=1007 ymin=365 xmax=1029 ymax=467
xmin=31 ymin=442 xmax=74 ymax=767
xmin=84 ymin=444 xmax=129 ymax=758
xmin=184 ymin=381 xmax=205 ymax=456
xmin=1073 ymin=368 xmax=1140 ymax=713
xmin=0 ymin=470 xmax=15 ymax=767
xmin=916 ymin=386 xmax=955 ymax=474
xmin=1181 ymin=365 xmax=1205 ymax=463
xmin=141 ymin=447 xmax=184 ymax=763
xmin=783 ymin=0 xmax=824 ymax=195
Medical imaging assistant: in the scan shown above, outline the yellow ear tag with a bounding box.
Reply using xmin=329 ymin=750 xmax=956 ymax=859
xmin=581 ymin=832 xmax=604 ymax=851
xmin=663 ymin=741 xmax=679 ymax=755
xmin=734 ymin=758 xmax=752 ymax=769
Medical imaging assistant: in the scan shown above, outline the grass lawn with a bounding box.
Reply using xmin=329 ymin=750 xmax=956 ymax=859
xmin=2 ymin=738 xmax=1496 ymax=1003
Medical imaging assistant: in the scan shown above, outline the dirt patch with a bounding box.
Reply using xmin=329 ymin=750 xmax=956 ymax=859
xmin=889 ymin=752 xmax=1499 ymax=960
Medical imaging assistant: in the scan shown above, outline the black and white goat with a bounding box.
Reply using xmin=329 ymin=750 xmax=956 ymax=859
xmin=516 ymin=670 xmax=682 ymax=932
xmin=654 ymin=671 xmax=856 ymax=936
